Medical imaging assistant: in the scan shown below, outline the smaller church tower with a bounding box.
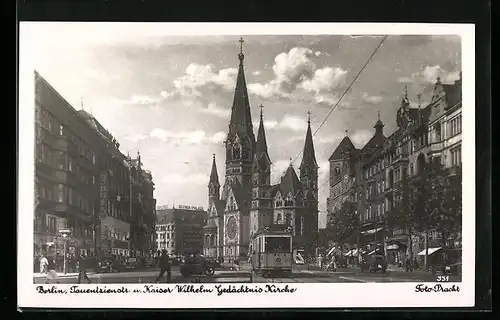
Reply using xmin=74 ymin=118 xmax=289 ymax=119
xmin=208 ymin=153 xmax=220 ymax=209
xmin=300 ymin=112 xmax=319 ymax=199
xmin=299 ymin=112 xmax=319 ymax=251
xmin=250 ymin=105 xmax=272 ymax=237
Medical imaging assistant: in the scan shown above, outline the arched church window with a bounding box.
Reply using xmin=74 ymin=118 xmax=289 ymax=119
xmin=242 ymin=147 xmax=249 ymax=160
xmin=276 ymin=213 xmax=282 ymax=223
xmin=335 ymin=167 xmax=341 ymax=176
xmin=232 ymin=145 xmax=241 ymax=160
xmin=285 ymin=213 xmax=292 ymax=226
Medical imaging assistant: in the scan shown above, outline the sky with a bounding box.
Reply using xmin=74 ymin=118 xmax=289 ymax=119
xmin=28 ymin=25 xmax=461 ymax=228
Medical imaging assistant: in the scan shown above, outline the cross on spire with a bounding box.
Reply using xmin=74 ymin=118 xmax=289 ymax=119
xmin=377 ymin=110 xmax=380 ymax=120
xmin=80 ymin=97 xmax=84 ymax=110
xmin=259 ymin=104 xmax=264 ymax=118
xmin=289 ymin=157 xmax=293 ymax=166
xmin=239 ymin=37 xmax=244 ymax=54
xmin=345 ymin=129 xmax=348 ymax=137
xmin=237 ymin=37 xmax=245 ymax=64
xmin=307 ymin=110 xmax=311 ymax=123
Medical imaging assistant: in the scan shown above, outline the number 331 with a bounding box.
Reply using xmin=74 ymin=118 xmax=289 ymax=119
xmin=437 ymin=276 xmax=449 ymax=282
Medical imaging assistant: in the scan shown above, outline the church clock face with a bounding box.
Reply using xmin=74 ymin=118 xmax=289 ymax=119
xmin=226 ymin=216 xmax=237 ymax=240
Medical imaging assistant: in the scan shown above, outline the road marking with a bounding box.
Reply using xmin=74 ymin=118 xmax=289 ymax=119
xmin=338 ymin=276 xmax=366 ymax=283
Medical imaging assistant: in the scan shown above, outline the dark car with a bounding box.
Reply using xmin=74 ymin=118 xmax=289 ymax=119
xmin=360 ymin=254 xmax=387 ymax=273
xmin=180 ymin=255 xmax=221 ymax=278
xmin=98 ymin=258 xmax=124 ymax=273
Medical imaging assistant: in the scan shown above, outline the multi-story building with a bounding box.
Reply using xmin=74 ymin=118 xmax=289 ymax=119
xmin=325 ymin=74 xmax=462 ymax=265
xmin=34 ymin=71 xmax=100 ymax=261
xmin=34 ymin=71 xmax=156 ymax=263
xmin=326 ymin=132 xmax=359 ymax=227
xmin=155 ymin=206 xmax=207 ymax=255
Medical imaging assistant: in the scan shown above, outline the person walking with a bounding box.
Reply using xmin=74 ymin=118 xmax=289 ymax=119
xmin=77 ymin=253 xmax=91 ymax=284
xmin=155 ymin=250 xmax=171 ymax=283
xmin=39 ymin=254 xmax=48 ymax=274
xmin=45 ymin=256 xmax=59 ymax=284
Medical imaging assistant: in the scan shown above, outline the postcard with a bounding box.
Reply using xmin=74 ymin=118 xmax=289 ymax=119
xmin=18 ymin=22 xmax=475 ymax=308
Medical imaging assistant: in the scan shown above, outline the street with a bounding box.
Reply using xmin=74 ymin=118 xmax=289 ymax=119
xmin=33 ymin=265 xmax=461 ymax=284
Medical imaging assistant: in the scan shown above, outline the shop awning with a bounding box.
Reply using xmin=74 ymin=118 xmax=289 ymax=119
xmin=386 ymin=244 xmax=399 ymax=250
xmin=417 ymin=247 xmax=442 ymax=256
xmin=361 ymin=227 xmax=383 ymax=235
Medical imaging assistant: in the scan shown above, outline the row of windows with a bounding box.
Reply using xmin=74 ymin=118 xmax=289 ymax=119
xmin=156 ymin=225 xmax=175 ymax=231
xmin=451 ymin=147 xmax=462 ymax=167
xmin=365 ymin=180 xmax=385 ymax=198
xmin=363 ymin=202 xmax=386 ymax=221
xmin=364 ymin=158 xmax=385 ymax=180
xmin=157 ymin=232 xmax=176 ymax=240
xmin=449 ymin=115 xmax=462 ymax=137
xmin=102 ymin=224 xmax=129 ymax=241
xmin=38 ymin=183 xmax=94 ymax=214
xmin=157 ymin=240 xmax=176 ymax=248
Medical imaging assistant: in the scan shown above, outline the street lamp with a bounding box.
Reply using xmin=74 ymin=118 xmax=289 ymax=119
xmin=59 ymin=229 xmax=71 ymax=274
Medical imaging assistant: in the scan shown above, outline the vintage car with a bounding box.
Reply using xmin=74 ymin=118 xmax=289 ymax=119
xmin=97 ymin=257 xmax=125 ymax=273
xmin=360 ymin=251 xmax=387 ymax=273
xmin=124 ymin=257 xmax=139 ymax=269
xmin=179 ymin=254 xmax=221 ymax=277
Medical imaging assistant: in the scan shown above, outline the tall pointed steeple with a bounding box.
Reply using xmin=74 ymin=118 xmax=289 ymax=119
xmin=208 ymin=153 xmax=220 ymax=208
xmin=300 ymin=111 xmax=318 ymax=171
xmin=209 ymin=153 xmax=219 ymax=186
xmin=229 ymin=37 xmax=255 ymax=142
xmin=255 ymin=104 xmax=269 ymax=156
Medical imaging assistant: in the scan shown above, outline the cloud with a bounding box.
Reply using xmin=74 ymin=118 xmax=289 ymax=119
xmin=314 ymin=51 xmax=331 ymax=57
xmin=149 ymin=128 xmax=226 ymax=145
xmin=299 ymin=67 xmax=347 ymax=94
xmin=125 ymin=134 xmax=148 ymax=142
xmin=161 ymin=173 xmax=208 ymax=185
xmin=350 ymin=129 xmax=373 ymax=148
xmin=172 ymin=63 xmax=238 ymax=98
xmin=361 ymin=92 xmax=383 ymax=105
xmin=201 ymin=102 xmax=231 ymax=118
xmin=271 ymin=159 xmax=293 ymax=183
xmin=398 ymin=65 xmax=460 ymax=85
xmin=248 ymin=47 xmax=348 ymax=111
xmin=252 ymin=71 xmax=261 ymax=76
xmin=248 ymin=47 xmax=317 ymax=100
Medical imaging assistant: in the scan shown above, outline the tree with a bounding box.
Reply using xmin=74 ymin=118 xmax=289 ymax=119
xmin=387 ymin=171 xmax=420 ymax=267
xmin=325 ymin=201 xmax=359 ymax=249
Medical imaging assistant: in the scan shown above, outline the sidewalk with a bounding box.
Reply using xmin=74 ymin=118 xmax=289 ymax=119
xmin=33 ymin=272 xmax=96 ymax=279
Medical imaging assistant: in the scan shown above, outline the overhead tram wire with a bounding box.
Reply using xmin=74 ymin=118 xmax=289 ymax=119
xmin=290 ymin=35 xmax=389 ymax=166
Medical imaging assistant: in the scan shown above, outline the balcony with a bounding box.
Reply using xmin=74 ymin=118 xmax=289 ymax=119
xmin=391 ymin=153 xmax=408 ymax=164
xmin=428 ymin=141 xmax=445 ymax=154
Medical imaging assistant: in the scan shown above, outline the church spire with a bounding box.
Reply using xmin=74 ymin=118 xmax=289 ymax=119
xmin=374 ymin=110 xmax=384 ymax=135
xmin=300 ymin=111 xmax=318 ymax=171
xmin=255 ymin=104 xmax=268 ymax=155
xmin=209 ymin=153 xmax=220 ymax=186
xmin=229 ymin=37 xmax=254 ymax=141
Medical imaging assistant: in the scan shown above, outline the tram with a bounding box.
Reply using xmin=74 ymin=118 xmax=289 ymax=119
xmin=250 ymin=227 xmax=293 ymax=277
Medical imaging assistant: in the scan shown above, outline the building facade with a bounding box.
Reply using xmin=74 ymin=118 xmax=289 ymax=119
xmin=326 ymin=74 xmax=462 ymax=264
xmin=203 ymin=39 xmax=319 ymax=262
xmin=156 ymin=206 xmax=207 ymax=255
xmin=34 ymin=71 xmax=156 ymax=263
xmin=35 ymin=71 xmax=100 ymax=261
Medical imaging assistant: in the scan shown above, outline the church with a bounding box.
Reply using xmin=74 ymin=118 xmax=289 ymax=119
xmin=202 ymin=38 xmax=319 ymax=263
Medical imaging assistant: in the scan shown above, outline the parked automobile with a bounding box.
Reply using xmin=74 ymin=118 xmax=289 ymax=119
xmin=97 ymin=258 xmax=124 ymax=273
xmin=180 ymin=254 xmax=221 ymax=277
xmin=360 ymin=253 xmax=387 ymax=273
xmin=125 ymin=257 xmax=139 ymax=269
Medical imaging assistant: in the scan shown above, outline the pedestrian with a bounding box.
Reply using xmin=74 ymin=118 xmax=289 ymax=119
xmin=414 ymin=257 xmax=419 ymax=271
xmin=155 ymin=250 xmax=171 ymax=283
xmin=39 ymin=254 xmax=48 ymax=274
xmin=77 ymin=254 xmax=91 ymax=284
xmin=45 ymin=256 xmax=59 ymax=284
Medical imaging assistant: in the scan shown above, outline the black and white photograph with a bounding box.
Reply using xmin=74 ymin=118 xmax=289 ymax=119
xmin=18 ymin=23 xmax=475 ymax=308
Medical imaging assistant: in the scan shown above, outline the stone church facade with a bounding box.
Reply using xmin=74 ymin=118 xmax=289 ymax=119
xmin=202 ymin=39 xmax=319 ymax=262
